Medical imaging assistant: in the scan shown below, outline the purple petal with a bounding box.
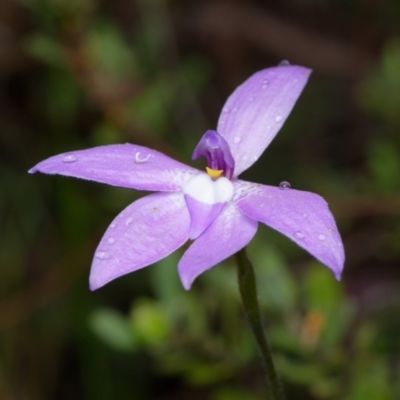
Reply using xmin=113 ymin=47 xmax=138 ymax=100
xmin=178 ymin=202 xmax=258 ymax=290
xmin=217 ymin=65 xmax=311 ymax=176
xmin=183 ymin=173 xmax=234 ymax=239
xmin=90 ymin=192 xmax=190 ymax=290
xmin=29 ymin=144 xmax=199 ymax=191
xmin=234 ymin=181 xmax=344 ymax=279
xmin=184 ymin=196 xmax=226 ymax=240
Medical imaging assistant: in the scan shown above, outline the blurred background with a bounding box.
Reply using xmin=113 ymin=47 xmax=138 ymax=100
xmin=1 ymin=0 xmax=400 ymax=399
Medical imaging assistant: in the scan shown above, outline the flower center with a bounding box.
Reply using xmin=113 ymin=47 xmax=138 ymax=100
xmin=192 ymin=130 xmax=235 ymax=179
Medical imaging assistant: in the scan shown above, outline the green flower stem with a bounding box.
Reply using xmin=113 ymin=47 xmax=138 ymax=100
xmin=235 ymin=248 xmax=285 ymax=400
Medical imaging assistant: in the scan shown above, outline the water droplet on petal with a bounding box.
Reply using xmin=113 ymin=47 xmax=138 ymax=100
xmin=294 ymin=231 xmax=304 ymax=239
xmin=107 ymin=238 xmax=115 ymax=244
xmin=125 ymin=217 xmax=133 ymax=226
xmin=318 ymin=234 xmax=326 ymax=241
xmin=222 ymin=107 xmax=230 ymax=113
xmin=135 ymin=152 xmax=151 ymax=163
xmin=62 ymin=154 xmax=77 ymax=163
xmin=95 ymin=251 xmax=109 ymax=260
xmin=110 ymin=223 xmax=116 ymax=229
xmin=279 ymin=181 xmax=291 ymax=189
xmin=275 ymin=115 xmax=283 ymax=122
xmin=279 ymin=60 xmax=290 ymax=66
xmin=234 ymin=136 xmax=241 ymax=144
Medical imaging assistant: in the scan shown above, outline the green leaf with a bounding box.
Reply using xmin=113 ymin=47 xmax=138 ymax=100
xmin=367 ymin=139 xmax=400 ymax=192
xmin=302 ymin=263 xmax=355 ymax=346
xmin=248 ymin=242 xmax=298 ymax=313
xmin=89 ymin=308 xmax=137 ymax=352
xmin=276 ymin=356 xmax=326 ymax=385
xmin=356 ymin=39 xmax=400 ymax=123
xmin=130 ymin=298 xmax=171 ymax=346
xmin=24 ymin=34 xmax=66 ymax=68
xmin=86 ymin=23 xmax=138 ymax=78
xmin=212 ymin=387 xmax=262 ymax=400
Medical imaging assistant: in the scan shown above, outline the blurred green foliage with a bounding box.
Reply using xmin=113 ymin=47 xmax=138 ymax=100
xmin=1 ymin=0 xmax=400 ymax=399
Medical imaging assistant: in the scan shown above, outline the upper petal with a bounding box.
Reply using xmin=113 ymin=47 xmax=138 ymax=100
xmin=29 ymin=144 xmax=199 ymax=191
xmin=234 ymin=181 xmax=344 ymax=279
xmin=217 ymin=65 xmax=311 ymax=176
xmin=90 ymin=192 xmax=190 ymax=290
xmin=178 ymin=202 xmax=258 ymax=290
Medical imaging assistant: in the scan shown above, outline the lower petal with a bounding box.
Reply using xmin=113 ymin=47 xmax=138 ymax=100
xmin=90 ymin=192 xmax=190 ymax=290
xmin=178 ymin=202 xmax=258 ymax=290
xmin=183 ymin=174 xmax=234 ymax=239
xmin=234 ymin=181 xmax=345 ymax=279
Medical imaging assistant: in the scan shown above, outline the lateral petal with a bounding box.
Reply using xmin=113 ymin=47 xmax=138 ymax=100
xmin=29 ymin=144 xmax=199 ymax=191
xmin=234 ymin=181 xmax=344 ymax=279
xmin=178 ymin=202 xmax=258 ymax=290
xmin=217 ymin=65 xmax=311 ymax=176
xmin=90 ymin=192 xmax=190 ymax=290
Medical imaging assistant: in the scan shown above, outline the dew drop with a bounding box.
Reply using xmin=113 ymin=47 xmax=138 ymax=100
xmin=279 ymin=60 xmax=290 ymax=66
xmin=135 ymin=152 xmax=151 ymax=163
xmin=62 ymin=154 xmax=77 ymax=163
xmin=279 ymin=181 xmax=291 ymax=189
xmin=275 ymin=115 xmax=283 ymax=122
xmin=234 ymin=136 xmax=241 ymax=144
xmin=95 ymin=251 xmax=109 ymax=260
xmin=107 ymin=237 xmax=115 ymax=244
xmin=318 ymin=234 xmax=326 ymax=241
xmin=125 ymin=217 xmax=133 ymax=226
xmin=294 ymin=231 xmax=304 ymax=239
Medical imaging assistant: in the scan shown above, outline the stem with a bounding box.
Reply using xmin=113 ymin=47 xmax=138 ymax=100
xmin=235 ymin=248 xmax=285 ymax=400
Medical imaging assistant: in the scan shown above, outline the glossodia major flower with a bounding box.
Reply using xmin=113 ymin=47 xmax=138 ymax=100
xmin=29 ymin=64 xmax=344 ymax=290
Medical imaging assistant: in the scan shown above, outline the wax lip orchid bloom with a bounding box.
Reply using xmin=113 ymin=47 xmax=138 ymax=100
xmin=29 ymin=64 xmax=344 ymax=290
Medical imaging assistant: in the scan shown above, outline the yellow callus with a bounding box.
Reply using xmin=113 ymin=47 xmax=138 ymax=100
xmin=206 ymin=167 xmax=223 ymax=179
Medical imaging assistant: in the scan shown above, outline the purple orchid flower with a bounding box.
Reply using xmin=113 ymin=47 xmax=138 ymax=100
xmin=29 ymin=64 xmax=344 ymax=290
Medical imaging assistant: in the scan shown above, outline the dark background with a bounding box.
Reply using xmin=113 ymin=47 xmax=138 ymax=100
xmin=1 ymin=0 xmax=400 ymax=399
